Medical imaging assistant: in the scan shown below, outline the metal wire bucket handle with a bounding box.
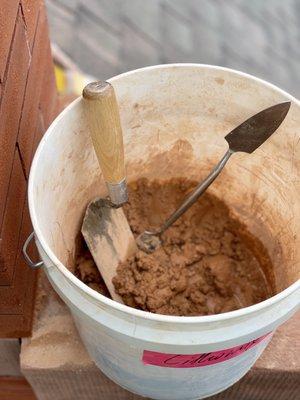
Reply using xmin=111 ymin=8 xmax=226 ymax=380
xmin=23 ymin=232 xmax=43 ymax=269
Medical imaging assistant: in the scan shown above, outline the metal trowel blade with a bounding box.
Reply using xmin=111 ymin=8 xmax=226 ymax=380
xmin=82 ymin=198 xmax=137 ymax=303
xmin=225 ymin=101 xmax=291 ymax=154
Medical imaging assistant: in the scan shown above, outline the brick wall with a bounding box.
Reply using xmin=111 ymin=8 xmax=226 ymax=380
xmin=0 ymin=0 xmax=58 ymax=337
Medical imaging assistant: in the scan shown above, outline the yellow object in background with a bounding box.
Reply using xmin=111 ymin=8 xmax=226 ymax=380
xmin=54 ymin=62 xmax=95 ymax=96
xmin=54 ymin=64 xmax=66 ymax=93
xmin=52 ymin=43 xmax=96 ymax=96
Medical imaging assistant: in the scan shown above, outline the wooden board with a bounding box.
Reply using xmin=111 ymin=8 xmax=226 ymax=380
xmin=0 ymin=339 xmax=21 ymax=376
xmin=0 ymin=377 xmax=36 ymax=400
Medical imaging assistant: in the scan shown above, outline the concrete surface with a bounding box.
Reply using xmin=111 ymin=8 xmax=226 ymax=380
xmin=21 ymin=272 xmax=300 ymax=400
xmin=46 ymin=0 xmax=300 ymax=97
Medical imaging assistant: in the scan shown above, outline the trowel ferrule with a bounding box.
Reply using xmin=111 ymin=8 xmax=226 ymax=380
xmin=107 ymin=178 xmax=128 ymax=207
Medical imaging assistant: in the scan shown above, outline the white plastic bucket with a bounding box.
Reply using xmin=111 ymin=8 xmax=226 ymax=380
xmin=28 ymin=65 xmax=300 ymax=400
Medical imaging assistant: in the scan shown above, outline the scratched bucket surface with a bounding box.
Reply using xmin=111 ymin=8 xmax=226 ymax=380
xmin=29 ymin=65 xmax=300 ymax=400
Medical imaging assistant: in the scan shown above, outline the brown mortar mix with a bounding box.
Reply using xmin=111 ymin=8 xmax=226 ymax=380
xmin=75 ymin=178 xmax=274 ymax=316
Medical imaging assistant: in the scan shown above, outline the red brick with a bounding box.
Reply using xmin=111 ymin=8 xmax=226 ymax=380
xmin=0 ymin=150 xmax=27 ymax=286
xmin=17 ymin=10 xmax=48 ymax=178
xmin=0 ymin=0 xmax=52 ymax=337
xmin=15 ymin=196 xmax=38 ymax=316
xmin=21 ymin=0 xmax=42 ymax=50
xmin=39 ymin=36 xmax=59 ymax=129
xmin=0 ymin=0 xmax=19 ymax=81
xmin=32 ymin=109 xmax=45 ymax=156
xmin=0 ymin=279 xmax=22 ymax=315
xmin=0 ymin=193 xmax=37 ymax=317
xmin=0 ymin=11 xmax=30 ymax=230
xmin=19 ymin=109 xmax=45 ymax=182
xmin=0 ymin=315 xmax=31 ymax=337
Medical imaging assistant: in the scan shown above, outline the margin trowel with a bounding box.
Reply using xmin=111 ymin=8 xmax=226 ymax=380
xmin=82 ymin=81 xmax=137 ymax=303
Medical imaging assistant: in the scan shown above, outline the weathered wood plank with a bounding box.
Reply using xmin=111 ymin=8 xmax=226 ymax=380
xmin=0 ymin=339 xmax=21 ymax=376
xmin=0 ymin=376 xmax=36 ymax=400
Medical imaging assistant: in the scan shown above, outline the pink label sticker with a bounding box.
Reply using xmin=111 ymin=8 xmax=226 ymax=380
xmin=142 ymin=332 xmax=271 ymax=368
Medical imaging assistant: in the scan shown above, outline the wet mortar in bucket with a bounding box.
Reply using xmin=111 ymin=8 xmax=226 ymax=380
xmin=75 ymin=178 xmax=275 ymax=316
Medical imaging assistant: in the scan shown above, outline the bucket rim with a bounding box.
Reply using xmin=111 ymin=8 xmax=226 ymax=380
xmin=29 ymin=63 xmax=300 ymax=324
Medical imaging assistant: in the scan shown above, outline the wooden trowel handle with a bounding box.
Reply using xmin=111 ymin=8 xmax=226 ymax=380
xmin=82 ymin=81 xmax=127 ymax=206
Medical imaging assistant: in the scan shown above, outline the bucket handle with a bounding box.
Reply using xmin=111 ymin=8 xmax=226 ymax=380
xmin=23 ymin=232 xmax=44 ymax=269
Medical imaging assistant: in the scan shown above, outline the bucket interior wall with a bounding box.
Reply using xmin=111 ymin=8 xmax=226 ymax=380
xmin=32 ymin=66 xmax=300 ymax=294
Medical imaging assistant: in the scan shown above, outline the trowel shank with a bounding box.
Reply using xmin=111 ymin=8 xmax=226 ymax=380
xmin=157 ymin=149 xmax=232 ymax=235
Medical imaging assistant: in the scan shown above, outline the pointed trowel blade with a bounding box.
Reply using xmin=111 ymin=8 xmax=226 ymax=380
xmin=225 ymin=101 xmax=291 ymax=154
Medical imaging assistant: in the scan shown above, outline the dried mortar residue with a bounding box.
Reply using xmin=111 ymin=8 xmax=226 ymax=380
xmin=21 ymin=273 xmax=92 ymax=370
xmin=76 ymin=178 xmax=274 ymax=316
